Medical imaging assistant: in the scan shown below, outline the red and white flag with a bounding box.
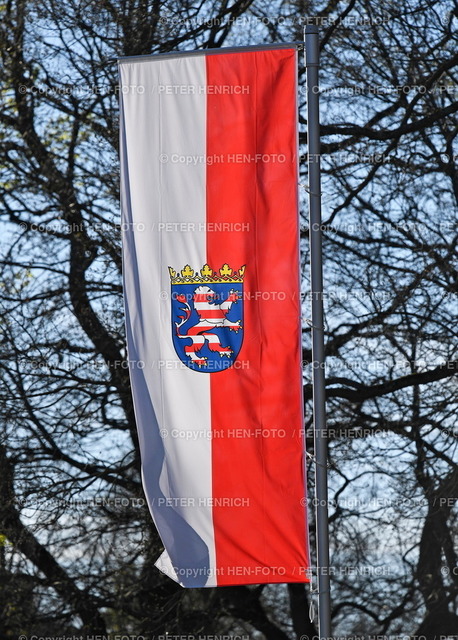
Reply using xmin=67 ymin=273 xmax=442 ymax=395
xmin=119 ymin=45 xmax=309 ymax=587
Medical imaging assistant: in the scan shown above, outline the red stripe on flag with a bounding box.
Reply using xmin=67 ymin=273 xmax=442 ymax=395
xmin=206 ymin=49 xmax=309 ymax=585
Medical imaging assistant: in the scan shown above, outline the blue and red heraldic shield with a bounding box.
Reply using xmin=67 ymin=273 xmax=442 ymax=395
xmin=170 ymin=264 xmax=244 ymax=372
xmin=119 ymin=45 xmax=310 ymax=587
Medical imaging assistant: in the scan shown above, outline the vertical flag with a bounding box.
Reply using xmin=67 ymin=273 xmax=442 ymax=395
xmin=119 ymin=45 xmax=309 ymax=587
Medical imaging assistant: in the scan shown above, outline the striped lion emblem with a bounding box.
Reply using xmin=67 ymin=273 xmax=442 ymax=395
xmin=169 ymin=264 xmax=244 ymax=372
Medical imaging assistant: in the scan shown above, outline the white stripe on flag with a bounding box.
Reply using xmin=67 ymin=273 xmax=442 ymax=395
xmin=120 ymin=57 xmax=217 ymax=586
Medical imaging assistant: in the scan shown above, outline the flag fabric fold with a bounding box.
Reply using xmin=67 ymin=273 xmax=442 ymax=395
xmin=119 ymin=45 xmax=310 ymax=587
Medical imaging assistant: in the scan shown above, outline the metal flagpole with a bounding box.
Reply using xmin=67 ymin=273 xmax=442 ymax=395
xmin=304 ymin=25 xmax=332 ymax=639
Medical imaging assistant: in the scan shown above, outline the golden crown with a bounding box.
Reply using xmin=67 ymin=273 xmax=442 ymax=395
xmin=169 ymin=263 xmax=245 ymax=285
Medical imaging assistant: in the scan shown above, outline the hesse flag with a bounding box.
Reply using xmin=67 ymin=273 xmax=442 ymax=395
xmin=119 ymin=45 xmax=310 ymax=587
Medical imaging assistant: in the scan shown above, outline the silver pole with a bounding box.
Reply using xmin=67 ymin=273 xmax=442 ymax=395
xmin=305 ymin=25 xmax=332 ymax=639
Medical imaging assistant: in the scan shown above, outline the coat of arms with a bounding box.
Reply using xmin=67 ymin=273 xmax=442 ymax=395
xmin=169 ymin=263 xmax=245 ymax=372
